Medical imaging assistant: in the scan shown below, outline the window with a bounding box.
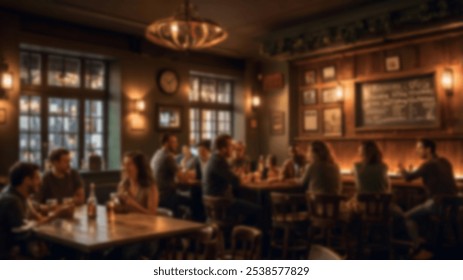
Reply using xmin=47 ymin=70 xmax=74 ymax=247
xmin=19 ymin=96 xmax=42 ymax=165
xmin=48 ymin=98 xmax=79 ymax=167
xmin=189 ymin=75 xmax=233 ymax=145
xmin=19 ymin=50 xmax=108 ymax=169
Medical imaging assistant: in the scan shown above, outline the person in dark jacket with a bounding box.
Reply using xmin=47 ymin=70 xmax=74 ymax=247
xmin=203 ymin=134 xmax=260 ymax=226
xmin=399 ymin=138 xmax=457 ymax=248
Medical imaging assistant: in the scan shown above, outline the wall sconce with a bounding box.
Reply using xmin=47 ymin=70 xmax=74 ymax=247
xmin=135 ymin=100 xmax=146 ymax=112
xmin=336 ymin=85 xmax=344 ymax=101
xmin=251 ymin=95 xmax=261 ymax=109
xmin=0 ymin=58 xmax=13 ymax=96
xmin=442 ymin=68 xmax=453 ymax=96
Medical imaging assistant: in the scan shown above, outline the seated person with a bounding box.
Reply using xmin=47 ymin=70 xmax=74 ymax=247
xmin=117 ymin=151 xmax=159 ymax=215
xmin=195 ymin=140 xmax=211 ymax=180
xmin=231 ymin=141 xmax=251 ymax=175
xmin=300 ymin=141 xmax=341 ymax=194
xmin=354 ymin=140 xmax=390 ymax=194
xmin=178 ymin=145 xmax=197 ymax=178
xmin=38 ymin=148 xmax=85 ymax=206
xmin=150 ymin=133 xmax=189 ymax=217
xmin=398 ymin=138 xmax=457 ymax=250
xmin=0 ymin=163 xmax=45 ymax=259
xmin=261 ymin=154 xmax=280 ymax=183
xmin=281 ymin=145 xmax=306 ymax=180
xmin=203 ymin=134 xmax=261 ymax=226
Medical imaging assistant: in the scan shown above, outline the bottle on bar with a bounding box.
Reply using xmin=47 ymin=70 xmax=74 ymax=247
xmin=87 ymin=183 xmax=98 ymax=219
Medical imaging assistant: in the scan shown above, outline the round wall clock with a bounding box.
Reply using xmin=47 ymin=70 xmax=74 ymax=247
xmin=158 ymin=69 xmax=179 ymax=95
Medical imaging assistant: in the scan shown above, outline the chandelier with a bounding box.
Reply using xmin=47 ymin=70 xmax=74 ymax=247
xmin=145 ymin=0 xmax=228 ymax=51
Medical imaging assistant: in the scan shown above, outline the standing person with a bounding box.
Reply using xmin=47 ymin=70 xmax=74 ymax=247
xmin=150 ymin=133 xmax=188 ymax=216
xmin=398 ymin=138 xmax=457 ymax=249
xmin=354 ymin=140 xmax=390 ymax=193
xmin=117 ymin=151 xmax=159 ymax=215
xmin=203 ymin=134 xmax=261 ymax=226
xmin=39 ymin=148 xmax=85 ymax=205
xmin=0 ymin=163 xmax=43 ymax=259
xmin=300 ymin=141 xmax=341 ymax=194
xmin=195 ymin=140 xmax=211 ymax=180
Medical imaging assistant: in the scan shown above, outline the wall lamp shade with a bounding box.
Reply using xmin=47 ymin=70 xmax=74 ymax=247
xmin=135 ymin=100 xmax=146 ymax=112
xmin=1 ymin=57 xmax=13 ymax=94
xmin=145 ymin=0 xmax=227 ymax=51
xmin=1 ymin=72 xmax=12 ymax=91
xmin=252 ymin=96 xmax=261 ymax=108
xmin=336 ymin=85 xmax=344 ymax=101
xmin=442 ymin=69 xmax=453 ymax=95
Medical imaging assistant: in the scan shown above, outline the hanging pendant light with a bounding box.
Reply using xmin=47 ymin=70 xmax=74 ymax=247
xmin=145 ymin=0 xmax=228 ymax=51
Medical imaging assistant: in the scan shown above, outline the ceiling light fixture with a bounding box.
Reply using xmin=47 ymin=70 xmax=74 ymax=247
xmin=145 ymin=0 xmax=228 ymax=51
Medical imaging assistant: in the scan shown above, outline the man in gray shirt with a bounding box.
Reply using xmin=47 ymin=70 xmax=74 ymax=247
xmin=150 ymin=133 xmax=187 ymax=216
xmin=39 ymin=148 xmax=84 ymax=205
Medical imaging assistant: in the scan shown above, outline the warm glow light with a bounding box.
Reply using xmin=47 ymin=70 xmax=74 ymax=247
xmin=442 ymin=69 xmax=453 ymax=90
xmin=135 ymin=100 xmax=146 ymax=112
xmin=336 ymin=85 xmax=344 ymax=101
xmin=1 ymin=72 xmax=12 ymax=90
xmin=145 ymin=0 xmax=227 ymax=50
xmin=252 ymin=96 xmax=261 ymax=108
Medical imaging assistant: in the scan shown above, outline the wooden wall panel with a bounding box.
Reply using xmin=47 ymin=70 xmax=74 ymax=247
xmin=292 ymin=32 xmax=463 ymax=175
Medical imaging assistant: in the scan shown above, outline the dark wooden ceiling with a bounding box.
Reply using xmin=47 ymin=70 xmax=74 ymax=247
xmin=0 ymin=0 xmax=396 ymax=58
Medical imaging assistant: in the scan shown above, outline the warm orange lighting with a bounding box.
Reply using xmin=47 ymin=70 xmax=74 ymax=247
xmin=130 ymin=113 xmax=146 ymax=131
xmin=252 ymin=96 xmax=261 ymax=108
xmin=442 ymin=69 xmax=453 ymax=92
xmin=1 ymin=72 xmax=12 ymax=90
xmin=336 ymin=85 xmax=344 ymax=101
xmin=135 ymin=100 xmax=146 ymax=112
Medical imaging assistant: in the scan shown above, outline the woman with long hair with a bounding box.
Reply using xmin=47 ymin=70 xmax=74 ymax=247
xmin=118 ymin=151 xmax=159 ymax=215
xmin=354 ymin=140 xmax=390 ymax=193
xmin=301 ymin=141 xmax=341 ymax=194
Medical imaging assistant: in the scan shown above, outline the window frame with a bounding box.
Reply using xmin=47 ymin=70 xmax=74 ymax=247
xmin=20 ymin=50 xmax=109 ymax=169
xmin=189 ymin=74 xmax=235 ymax=145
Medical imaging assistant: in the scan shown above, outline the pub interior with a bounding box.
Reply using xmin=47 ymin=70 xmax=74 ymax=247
xmin=1 ymin=0 xmax=463 ymax=260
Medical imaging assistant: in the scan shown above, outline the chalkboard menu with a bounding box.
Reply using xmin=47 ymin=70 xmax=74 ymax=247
xmin=356 ymin=75 xmax=439 ymax=130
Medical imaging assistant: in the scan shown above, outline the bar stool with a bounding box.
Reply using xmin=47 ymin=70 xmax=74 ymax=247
xmin=306 ymin=193 xmax=349 ymax=255
xmin=356 ymin=193 xmax=393 ymax=259
xmin=430 ymin=194 xmax=463 ymax=255
xmin=269 ymin=192 xmax=310 ymax=259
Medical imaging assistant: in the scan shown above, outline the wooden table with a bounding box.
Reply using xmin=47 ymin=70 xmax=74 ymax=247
xmin=34 ymin=206 xmax=205 ymax=254
xmin=241 ymin=180 xmax=303 ymax=192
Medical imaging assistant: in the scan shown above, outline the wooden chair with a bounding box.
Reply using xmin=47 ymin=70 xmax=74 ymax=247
xmin=430 ymin=194 xmax=463 ymax=254
xmin=356 ymin=193 xmax=393 ymax=259
xmin=270 ymin=192 xmax=310 ymax=259
xmin=306 ymin=193 xmax=349 ymax=254
xmin=164 ymin=223 xmax=223 ymax=260
xmin=223 ymin=225 xmax=262 ymax=260
xmin=308 ymin=244 xmax=343 ymax=260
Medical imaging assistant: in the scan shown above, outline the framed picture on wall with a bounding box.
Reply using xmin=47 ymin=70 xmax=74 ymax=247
xmin=303 ymin=109 xmax=318 ymax=132
xmin=304 ymin=70 xmax=316 ymax=84
xmin=321 ymin=87 xmax=339 ymax=103
xmin=302 ymin=89 xmax=317 ymax=105
xmin=270 ymin=111 xmax=285 ymax=135
xmin=385 ymin=56 xmax=400 ymax=72
xmin=0 ymin=108 xmax=6 ymax=125
xmin=323 ymin=107 xmax=343 ymax=136
xmin=156 ymin=104 xmax=182 ymax=131
xmin=322 ymin=65 xmax=336 ymax=82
